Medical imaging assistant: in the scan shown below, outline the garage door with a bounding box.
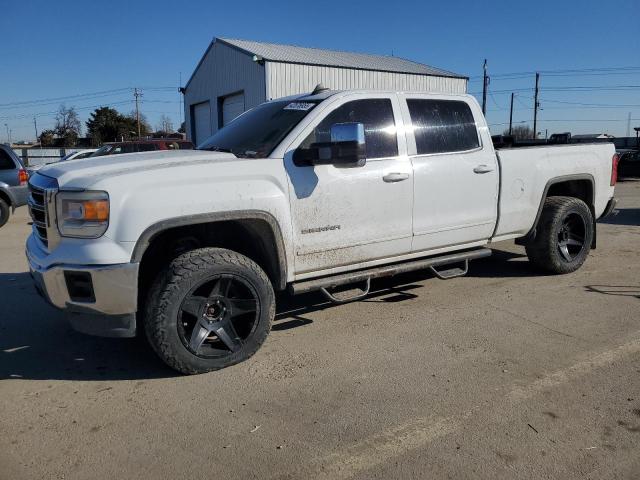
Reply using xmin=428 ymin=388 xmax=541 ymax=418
xmin=192 ymin=101 xmax=211 ymax=146
xmin=222 ymin=92 xmax=245 ymax=126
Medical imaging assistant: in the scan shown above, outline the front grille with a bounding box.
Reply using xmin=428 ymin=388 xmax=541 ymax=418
xmin=28 ymin=184 xmax=48 ymax=247
xmin=28 ymin=174 xmax=58 ymax=250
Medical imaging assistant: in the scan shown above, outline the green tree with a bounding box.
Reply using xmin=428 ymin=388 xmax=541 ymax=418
xmin=39 ymin=129 xmax=56 ymax=147
xmin=86 ymin=107 xmax=150 ymax=145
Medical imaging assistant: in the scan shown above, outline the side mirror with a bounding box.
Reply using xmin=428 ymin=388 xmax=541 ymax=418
xmin=293 ymin=122 xmax=366 ymax=167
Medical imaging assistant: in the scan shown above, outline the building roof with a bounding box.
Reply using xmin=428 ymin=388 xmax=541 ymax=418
xmin=217 ymin=38 xmax=465 ymax=79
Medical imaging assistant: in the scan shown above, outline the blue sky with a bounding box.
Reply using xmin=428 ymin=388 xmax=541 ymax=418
xmin=2 ymin=0 xmax=639 ymax=142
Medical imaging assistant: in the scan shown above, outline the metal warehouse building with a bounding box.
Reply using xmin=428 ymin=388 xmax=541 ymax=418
xmin=183 ymin=37 xmax=468 ymax=145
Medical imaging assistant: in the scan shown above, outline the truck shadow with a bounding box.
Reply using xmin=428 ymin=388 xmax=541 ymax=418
xmin=598 ymin=208 xmax=640 ymax=226
xmin=0 ymin=272 xmax=177 ymax=381
xmin=466 ymin=248 xmax=535 ymax=278
xmin=0 ymin=247 xmax=535 ymax=381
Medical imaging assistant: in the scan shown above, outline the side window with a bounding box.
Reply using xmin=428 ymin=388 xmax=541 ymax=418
xmin=300 ymin=98 xmax=398 ymax=159
xmin=407 ymin=99 xmax=480 ymax=155
xmin=0 ymin=149 xmax=16 ymax=170
xmin=121 ymin=144 xmax=139 ymax=153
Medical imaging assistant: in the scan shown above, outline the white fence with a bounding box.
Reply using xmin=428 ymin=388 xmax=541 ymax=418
xmin=12 ymin=148 xmax=80 ymax=167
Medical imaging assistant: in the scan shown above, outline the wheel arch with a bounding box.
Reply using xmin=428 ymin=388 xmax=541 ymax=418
xmin=516 ymin=174 xmax=597 ymax=247
xmin=0 ymin=185 xmax=14 ymax=210
xmin=132 ymin=210 xmax=288 ymax=291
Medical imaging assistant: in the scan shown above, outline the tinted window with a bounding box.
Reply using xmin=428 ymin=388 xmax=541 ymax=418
xmin=300 ymin=99 xmax=398 ymax=159
xmin=199 ymin=99 xmax=319 ymax=158
xmin=407 ymin=99 xmax=479 ymax=155
xmin=0 ymin=149 xmax=16 ymax=169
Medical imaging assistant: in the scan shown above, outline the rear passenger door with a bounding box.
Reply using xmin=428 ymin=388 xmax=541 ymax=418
xmin=401 ymin=95 xmax=498 ymax=252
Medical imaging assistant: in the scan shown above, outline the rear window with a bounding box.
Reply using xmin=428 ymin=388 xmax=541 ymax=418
xmin=0 ymin=148 xmax=16 ymax=169
xmin=407 ymin=99 xmax=480 ymax=155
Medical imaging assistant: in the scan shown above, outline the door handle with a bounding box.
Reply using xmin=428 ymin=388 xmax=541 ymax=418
xmin=383 ymin=172 xmax=410 ymax=183
xmin=473 ymin=164 xmax=494 ymax=174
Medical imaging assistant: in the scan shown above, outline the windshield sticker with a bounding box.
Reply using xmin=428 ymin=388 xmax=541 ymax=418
xmin=284 ymin=102 xmax=315 ymax=111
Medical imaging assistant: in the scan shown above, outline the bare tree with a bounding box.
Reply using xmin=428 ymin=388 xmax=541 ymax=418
xmin=127 ymin=110 xmax=151 ymax=136
xmin=156 ymin=115 xmax=174 ymax=134
xmin=55 ymin=104 xmax=82 ymax=146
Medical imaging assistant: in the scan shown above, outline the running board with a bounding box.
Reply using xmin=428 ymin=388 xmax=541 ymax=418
xmin=290 ymin=248 xmax=491 ymax=296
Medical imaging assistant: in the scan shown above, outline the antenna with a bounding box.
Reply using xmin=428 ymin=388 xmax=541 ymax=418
xmin=312 ymin=83 xmax=328 ymax=94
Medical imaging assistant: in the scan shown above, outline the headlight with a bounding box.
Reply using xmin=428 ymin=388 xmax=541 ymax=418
xmin=56 ymin=191 xmax=110 ymax=238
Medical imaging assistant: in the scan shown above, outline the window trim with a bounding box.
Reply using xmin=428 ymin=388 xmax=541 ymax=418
xmin=401 ymin=95 xmax=484 ymax=157
xmin=285 ymin=94 xmax=402 ymax=164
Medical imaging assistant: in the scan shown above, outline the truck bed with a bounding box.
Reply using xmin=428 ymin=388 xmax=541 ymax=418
xmin=492 ymin=143 xmax=616 ymax=241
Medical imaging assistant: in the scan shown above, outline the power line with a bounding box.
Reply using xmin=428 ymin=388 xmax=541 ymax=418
xmin=469 ymin=65 xmax=640 ymax=80
xmin=488 ymin=118 xmax=640 ymax=126
xmin=0 ymin=86 xmax=176 ymax=108
xmin=0 ymin=100 xmax=133 ymax=120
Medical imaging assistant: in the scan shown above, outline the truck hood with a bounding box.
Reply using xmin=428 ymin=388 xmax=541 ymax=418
xmin=38 ymin=150 xmax=237 ymax=189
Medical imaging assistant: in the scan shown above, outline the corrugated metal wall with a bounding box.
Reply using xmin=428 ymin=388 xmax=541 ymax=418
xmin=184 ymin=43 xmax=467 ymax=142
xmin=265 ymin=62 xmax=467 ymax=99
xmin=184 ymin=42 xmax=266 ymax=141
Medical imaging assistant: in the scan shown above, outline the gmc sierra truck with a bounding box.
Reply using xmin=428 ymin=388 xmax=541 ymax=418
xmin=26 ymin=87 xmax=618 ymax=374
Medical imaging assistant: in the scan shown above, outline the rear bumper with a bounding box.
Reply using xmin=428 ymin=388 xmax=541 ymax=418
xmin=600 ymin=197 xmax=617 ymax=219
xmin=1 ymin=184 xmax=28 ymax=210
xmin=27 ymin=240 xmax=139 ymax=338
xmin=11 ymin=185 xmax=29 ymax=208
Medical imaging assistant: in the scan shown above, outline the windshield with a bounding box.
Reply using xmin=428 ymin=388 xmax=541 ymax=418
xmin=198 ymin=99 xmax=319 ymax=158
xmin=92 ymin=145 xmax=115 ymax=157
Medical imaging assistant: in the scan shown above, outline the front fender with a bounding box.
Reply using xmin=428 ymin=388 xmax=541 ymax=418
xmin=130 ymin=210 xmax=289 ymax=289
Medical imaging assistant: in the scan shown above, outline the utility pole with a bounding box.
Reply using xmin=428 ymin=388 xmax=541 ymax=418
xmin=134 ymin=88 xmax=143 ymax=139
xmin=482 ymin=59 xmax=489 ymax=115
xmin=533 ymin=72 xmax=540 ymax=139
xmin=509 ymin=93 xmax=514 ymax=136
xmin=627 ymin=112 xmax=632 ymax=137
xmin=33 ymin=117 xmax=39 ymax=143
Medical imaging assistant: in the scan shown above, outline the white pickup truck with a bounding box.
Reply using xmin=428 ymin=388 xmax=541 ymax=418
xmin=26 ymin=87 xmax=618 ymax=374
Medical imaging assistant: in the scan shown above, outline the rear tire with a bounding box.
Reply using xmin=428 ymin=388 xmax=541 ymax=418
xmin=0 ymin=198 xmax=10 ymax=229
xmin=144 ymin=247 xmax=275 ymax=374
xmin=525 ymin=196 xmax=593 ymax=274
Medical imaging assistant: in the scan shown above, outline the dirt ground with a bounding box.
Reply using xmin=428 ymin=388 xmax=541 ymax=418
xmin=1 ymin=180 xmax=639 ymax=479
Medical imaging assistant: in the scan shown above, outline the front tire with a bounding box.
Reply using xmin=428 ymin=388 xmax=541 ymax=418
xmin=144 ymin=248 xmax=275 ymax=374
xmin=0 ymin=198 xmax=10 ymax=228
xmin=525 ymin=196 xmax=594 ymax=274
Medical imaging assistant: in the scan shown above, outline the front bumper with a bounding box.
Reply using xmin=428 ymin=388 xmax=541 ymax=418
xmin=27 ymin=244 xmax=139 ymax=338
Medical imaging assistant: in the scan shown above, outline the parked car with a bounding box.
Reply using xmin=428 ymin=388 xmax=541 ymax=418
xmin=27 ymin=149 xmax=99 ymax=173
xmin=617 ymin=149 xmax=640 ymax=178
xmin=61 ymin=149 xmax=98 ymax=162
xmin=26 ymin=88 xmax=617 ymax=374
xmin=0 ymin=144 xmax=29 ymax=228
xmin=91 ymin=139 xmax=193 ymax=157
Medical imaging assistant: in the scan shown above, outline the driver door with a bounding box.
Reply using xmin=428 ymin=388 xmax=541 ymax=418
xmin=283 ymin=94 xmax=414 ymax=276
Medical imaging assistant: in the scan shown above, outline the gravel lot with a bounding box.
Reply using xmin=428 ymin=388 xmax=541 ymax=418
xmin=1 ymin=180 xmax=639 ymax=480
